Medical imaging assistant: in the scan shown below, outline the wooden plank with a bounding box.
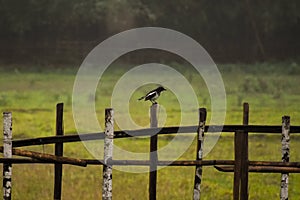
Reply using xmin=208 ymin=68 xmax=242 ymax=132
xmin=88 ymin=159 xmax=235 ymax=166
xmin=54 ymin=103 xmax=64 ymax=200
xmin=193 ymin=108 xmax=207 ymax=200
xmin=233 ymin=130 xmax=243 ymax=200
xmin=12 ymin=132 xmax=105 ymax=147
xmin=249 ymin=161 xmax=300 ymax=167
xmin=3 ymin=112 xmax=12 ymax=200
xmin=85 ymin=159 xmax=300 ymax=167
xmin=11 ymin=125 xmax=300 ymax=147
xmin=102 ymin=108 xmax=114 ymax=200
xmin=149 ymin=104 xmax=158 ymax=200
xmin=240 ymin=103 xmax=249 ymax=200
xmin=2 ymin=158 xmax=300 ymax=168
xmin=281 ymin=116 xmax=290 ymax=200
xmin=0 ymin=147 xmax=86 ymax=166
xmin=215 ymin=165 xmax=300 ymax=173
xmin=0 ymin=158 xmax=66 ymax=164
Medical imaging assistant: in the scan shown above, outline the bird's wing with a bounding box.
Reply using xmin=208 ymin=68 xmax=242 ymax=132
xmin=145 ymin=91 xmax=157 ymax=101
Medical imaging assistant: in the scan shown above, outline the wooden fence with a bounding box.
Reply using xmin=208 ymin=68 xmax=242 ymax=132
xmin=1 ymin=102 xmax=300 ymax=200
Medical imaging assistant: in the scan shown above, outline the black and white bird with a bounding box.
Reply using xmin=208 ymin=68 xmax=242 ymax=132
xmin=138 ymin=86 xmax=166 ymax=104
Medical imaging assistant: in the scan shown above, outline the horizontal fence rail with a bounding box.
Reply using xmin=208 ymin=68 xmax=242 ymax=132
xmin=2 ymin=158 xmax=300 ymax=169
xmin=12 ymin=125 xmax=300 ymax=147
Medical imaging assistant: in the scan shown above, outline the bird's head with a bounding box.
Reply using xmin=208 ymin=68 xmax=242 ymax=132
xmin=157 ymin=86 xmax=166 ymax=92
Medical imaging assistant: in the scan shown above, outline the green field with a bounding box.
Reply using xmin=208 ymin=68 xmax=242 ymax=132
xmin=1 ymin=62 xmax=300 ymax=199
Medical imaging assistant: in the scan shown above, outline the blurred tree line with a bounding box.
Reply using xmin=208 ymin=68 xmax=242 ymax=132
xmin=0 ymin=0 xmax=299 ymax=65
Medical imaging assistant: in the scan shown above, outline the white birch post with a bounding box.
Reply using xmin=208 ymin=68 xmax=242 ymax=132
xmin=102 ymin=108 xmax=114 ymax=200
xmin=3 ymin=112 xmax=12 ymax=200
xmin=193 ymin=108 xmax=207 ymax=200
xmin=281 ymin=116 xmax=290 ymax=200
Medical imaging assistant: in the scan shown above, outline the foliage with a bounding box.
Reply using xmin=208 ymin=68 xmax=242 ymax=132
xmin=0 ymin=0 xmax=299 ymax=64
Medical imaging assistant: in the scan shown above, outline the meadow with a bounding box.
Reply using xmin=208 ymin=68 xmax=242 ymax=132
xmin=0 ymin=62 xmax=300 ymax=199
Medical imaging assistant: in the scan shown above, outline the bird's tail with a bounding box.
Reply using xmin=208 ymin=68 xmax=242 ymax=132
xmin=138 ymin=96 xmax=145 ymax=101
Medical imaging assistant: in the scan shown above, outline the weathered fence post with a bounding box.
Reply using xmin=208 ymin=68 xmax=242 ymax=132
xmin=102 ymin=108 xmax=114 ymax=200
xmin=281 ymin=116 xmax=290 ymax=200
xmin=240 ymin=103 xmax=249 ymax=200
xmin=54 ymin=103 xmax=64 ymax=200
xmin=149 ymin=103 xmax=158 ymax=200
xmin=193 ymin=108 xmax=207 ymax=200
xmin=234 ymin=103 xmax=249 ymax=200
xmin=3 ymin=112 xmax=12 ymax=200
xmin=234 ymin=130 xmax=242 ymax=200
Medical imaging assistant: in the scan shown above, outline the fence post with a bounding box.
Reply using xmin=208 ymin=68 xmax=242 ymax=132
xmin=193 ymin=108 xmax=207 ymax=200
xmin=3 ymin=112 xmax=12 ymax=200
xmin=233 ymin=130 xmax=243 ymax=200
xmin=149 ymin=103 xmax=158 ymax=200
xmin=102 ymin=108 xmax=114 ymax=200
xmin=240 ymin=103 xmax=249 ymax=200
xmin=281 ymin=116 xmax=290 ymax=200
xmin=234 ymin=103 xmax=249 ymax=200
xmin=54 ymin=103 xmax=64 ymax=200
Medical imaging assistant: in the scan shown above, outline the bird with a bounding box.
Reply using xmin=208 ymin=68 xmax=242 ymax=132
xmin=138 ymin=86 xmax=166 ymax=104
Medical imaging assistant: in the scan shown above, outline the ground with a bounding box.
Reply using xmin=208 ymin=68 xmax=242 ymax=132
xmin=0 ymin=62 xmax=300 ymax=199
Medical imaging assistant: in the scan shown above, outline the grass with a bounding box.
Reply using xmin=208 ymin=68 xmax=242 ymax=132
xmin=0 ymin=62 xmax=300 ymax=199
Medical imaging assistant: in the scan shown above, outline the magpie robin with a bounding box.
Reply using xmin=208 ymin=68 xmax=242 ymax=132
xmin=138 ymin=86 xmax=166 ymax=104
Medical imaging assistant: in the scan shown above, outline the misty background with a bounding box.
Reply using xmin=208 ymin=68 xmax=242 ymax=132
xmin=0 ymin=0 xmax=299 ymax=66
